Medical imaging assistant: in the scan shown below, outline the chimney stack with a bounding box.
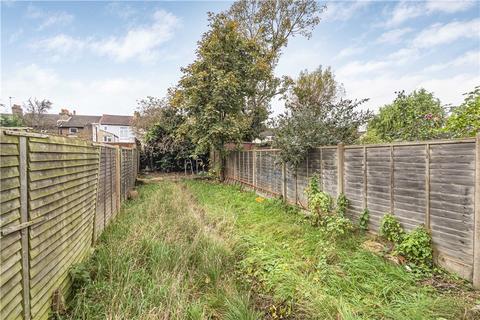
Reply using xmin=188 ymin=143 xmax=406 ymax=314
xmin=11 ymin=104 xmax=23 ymax=116
xmin=73 ymin=110 xmax=76 ymax=115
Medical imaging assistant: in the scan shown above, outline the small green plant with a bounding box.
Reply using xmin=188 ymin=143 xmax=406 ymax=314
xmin=396 ymin=226 xmax=433 ymax=268
xmin=305 ymin=175 xmax=332 ymax=224
xmin=69 ymin=263 xmax=91 ymax=293
xmin=359 ymin=208 xmax=369 ymax=231
xmin=380 ymin=213 xmax=404 ymax=244
xmin=336 ymin=193 xmax=349 ymax=216
xmin=324 ymin=215 xmax=353 ymax=240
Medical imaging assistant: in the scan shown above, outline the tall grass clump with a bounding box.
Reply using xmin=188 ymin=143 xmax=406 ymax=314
xmin=186 ymin=180 xmax=476 ymax=320
xmin=66 ymin=182 xmax=260 ymax=319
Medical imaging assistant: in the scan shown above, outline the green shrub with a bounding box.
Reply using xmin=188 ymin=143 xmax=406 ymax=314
xmin=305 ymin=175 xmax=332 ymax=221
xmin=336 ymin=193 xmax=349 ymax=216
xmin=380 ymin=213 xmax=404 ymax=244
xmin=359 ymin=208 xmax=369 ymax=231
xmin=305 ymin=176 xmax=352 ymax=236
xmin=324 ymin=215 xmax=353 ymax=240
xmin=396 ymin=226 xmax=433 ymax=268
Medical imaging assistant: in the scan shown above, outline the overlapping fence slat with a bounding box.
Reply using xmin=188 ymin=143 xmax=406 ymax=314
xmin=0 ymin=131 xmax=138 ymax=320
xmin=0 ymin=132 xmax=23 ymax=320
xmin=224 ymin=137 xmax=480 ymax=287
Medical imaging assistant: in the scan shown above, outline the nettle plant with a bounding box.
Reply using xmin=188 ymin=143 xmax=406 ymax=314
xmin=305 ymin=175 xmax=332 ymax=222
xmin=336 ymin=193 xmax=348 ymax=217
xmin=396 ymin=225 xmax=433 ymax=269
xmin=305 ymin=176 xmax=352 ymax=237
xmin=359 ymin=208 xmax=369 ymax=231
xmin=380 ymin=213 xmax=404 ymax=244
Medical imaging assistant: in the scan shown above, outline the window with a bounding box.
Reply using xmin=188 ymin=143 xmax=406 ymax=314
xmin=120 ymin=127 xmax=128 ymax=137
xmin=103 ymin=136 xmax=112 ymax=142
xmin=69 ymin=128 xmax=78 ymax=134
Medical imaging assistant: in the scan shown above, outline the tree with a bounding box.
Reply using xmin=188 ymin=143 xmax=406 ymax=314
xmin=273 ymin=67 xmax=371 ymax=167
xmin=225 ymin=0 xmax=324 ymax=140
xmin=444 ymin=87 xmax=480 ymax=138
xmin=133 ymin=96 xmax=196 ymax=172
xmin=365 ymin=89 xmax=446 ymax=142
xmin=23 ymin=98 xmax=53 ymax=131
xmin=176 ymin=14 xmax=272 ymax=179
xmin=0 ymin=111 xmax=23 ymax=127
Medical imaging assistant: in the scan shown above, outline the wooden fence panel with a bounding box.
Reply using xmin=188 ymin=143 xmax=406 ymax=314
xmin=0 ymin=132 xmax=24 ymax=320
xmin=0 ymin=130 xmax=139 ymax=320
xmin=321 ymin=148 xmax=338 ymax=197
xmin=223 ymin=137 xmax=478 ymax=284
xmin=429 ymin=142 xmax=475 ymax=280
xmin=366 ymin=147 xmax=391 ymax=232
xmin=344 ymin=148 xmax=364 ymax=222
xmin=27 ymin=136 xmax=99 ymax=320
xmin=392 ymin=145 xmax=426 ymax=231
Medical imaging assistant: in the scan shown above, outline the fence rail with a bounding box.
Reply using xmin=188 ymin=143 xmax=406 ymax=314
xmin=224 ymin=136 xmax=480 ymax=288
xmin=0 ymin=131 xmax=138 ymax=320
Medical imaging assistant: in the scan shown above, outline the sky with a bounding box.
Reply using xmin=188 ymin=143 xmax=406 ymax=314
xmin=1 ymin=0 xmax=479 ymax=117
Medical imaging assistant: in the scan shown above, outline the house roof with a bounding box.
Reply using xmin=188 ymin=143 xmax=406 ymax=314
xmin=23 ymin=113 xmax=63 ymax=128
xmin=99 ymin=114 xmax=133 ymax=126
xmin=57 ymin=115 xmax=101 ymax=128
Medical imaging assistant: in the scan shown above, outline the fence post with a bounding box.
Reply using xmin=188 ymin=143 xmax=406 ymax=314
xmin=337 ymin=143 xmax=345 ymax=196
xmin=282 ymin=162 xmax=287 ymax=201
xmin=473 ymin=133 xmax=480 ymax=288
xmin=390 ymin=145 xmax=394 ymax=213
xmin=253 ymin=150 xmax=256 ymax=190
xmin=363 ymin=146 xmax=367 ymax=209
xmin=425 ymin=143 xmax=431 ymax=230
xmin=116 ymin=146 xmax=121 ymax=208
xmin=19 ymin=136 xmax=31 ymax=320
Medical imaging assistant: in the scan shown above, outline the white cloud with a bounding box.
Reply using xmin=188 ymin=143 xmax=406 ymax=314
xmin=385 ymin=1 xmax=476 ymax=27
xmin=26 ymin=4 xmax=74 ymax=30
xmin=323 ymin=1 xmax=371 ymax=22
xmin=340 ymin=72 xmax=479 ymax=112
xmin=106 ymin=2 xmax=138 ymax=20
xmin=423 ymin=50 xmax=480 ymax=72
xmin=376 ymin=27 xmax=413 ymax=44
xmin=91 ymin=10 xmax=179 ymax=62
xmin=412 ymin=19 xmax=480 ymax=48
xmin=34 ymin=34 xmax=87 ymax=54
xmin=337 ymin=60 xmax=390 ymax=78
xmin=1 ymin=64 xmax=173 ymax=115
xmin=386 ymin=2 xmax=424 ymax=27
xmin=425 ymin=0 xmax=476 ymax=13
xmin=338 ymin=46 xmax=365 ymax=59
xmin=32 ymin=10 xmax=179 ymax=63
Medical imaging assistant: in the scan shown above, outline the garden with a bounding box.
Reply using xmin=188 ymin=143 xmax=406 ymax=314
xmin=63 ymin=179 xmax=479 ymax=320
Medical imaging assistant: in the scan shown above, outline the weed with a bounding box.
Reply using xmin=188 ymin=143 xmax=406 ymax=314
xmin=396 ymin=225 xmax=433 ymax=270
xmin=359 ymin=208 xmax=369 ymax=231
xmin=186 ymin=180 xmax=476 ymax=319
xmin=380 ymin=213 xmax=404 ymax=244
xmin=335 ymin=193 xmax=349 ymax=216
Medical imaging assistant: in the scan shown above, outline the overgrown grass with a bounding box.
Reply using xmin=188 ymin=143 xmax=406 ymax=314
xmin=67 ymin=180 xmax=476 ymax=320
xmin=186 ymin=180 xmax=477 ymax=320
xmin=66 ymin=182 xmax=260 ymax=319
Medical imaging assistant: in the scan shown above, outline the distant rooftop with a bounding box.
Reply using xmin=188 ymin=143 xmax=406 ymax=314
xmin=57 ymin=115 xmax=101 ymax=128
xmin=99 ymin=114 xmax=133 ymax=126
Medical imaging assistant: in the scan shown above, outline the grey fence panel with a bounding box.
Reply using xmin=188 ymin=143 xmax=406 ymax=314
xmin=429 ymin=142 xmax=475 ymax=280
xmin=224 ymin=137 xmax=479 ymax=285
xmin=392 ymin=145 xmax=426 ymax=231
xmin=344 ymin=148 xmax=364 ymax=222
xmin=366 ymin=147 xmax=391 ymax=232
